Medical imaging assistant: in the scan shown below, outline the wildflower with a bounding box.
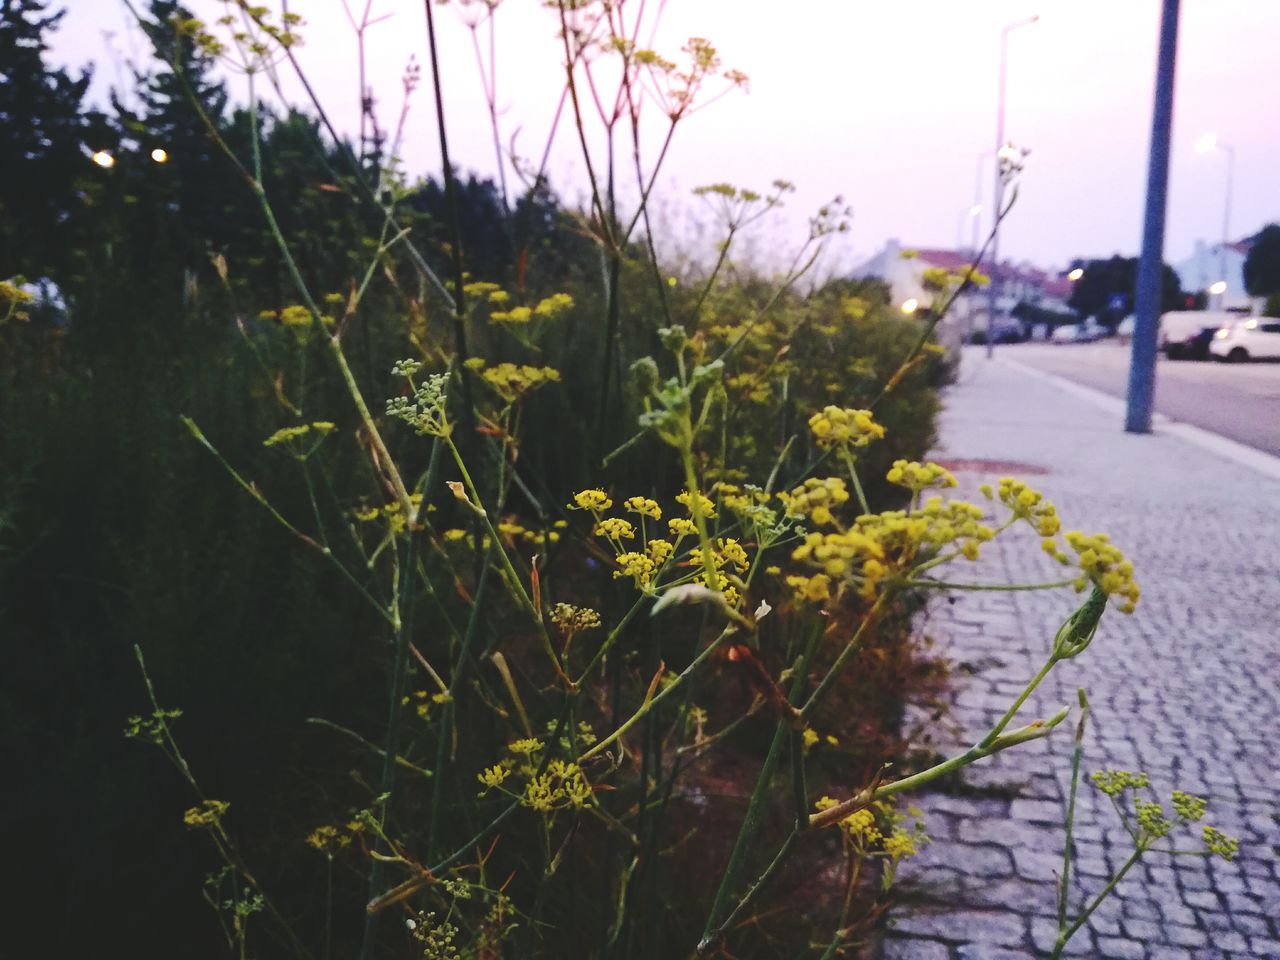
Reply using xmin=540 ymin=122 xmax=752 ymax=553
xmin=305 ymin=824 xmax=351 ymax=853
xmin=386 ymin=373 xmax=450 ymax=436
xmin=183 ymin=799 xmax=230 ymax=829
xmin=1064 ymin=531 xmax=1140 ymax=612
xmin=1135 ymin=799 xmax=1172 ymax=840
xmin=785 ymin=573 xmax=831 ymax=603
xmin=477 ymin=765 xmax=510 ymax=792
xmin=1171 ymin=791 xmax=1207 ymax=822
xmin=490 ymin=306 xmax=533 ymax=324
xmin=279 ymin=304 xmax=312 ymax=327
xmin=668 ymin=517 xmax=696 ymax=537
xmin=885 ymin=459 xmax=957 ymax=493
xmin=533 ymin=292 xmax=574 ymax=318
xmin=647 ymin=539 xmax=674 ymax=563
xmin=391 ymin=358 xmax=423 ymax=377
xmin=778 ymin=477 xmax=850 ymax=525
xmin=594 ymin=518 xmax=636 ymax=542
xmin=807 ymin=405 xmax=885 ymax=450
xmin=995 ymin=477 xmax=1062 ymax=538
xmin=623 ymin=496 xmax=662 ymax=520
xmin=570 ymin=489 xmax=613 ymax=512
xmin=507 ymin=737 xmax=544 ymax=756
xmin=479 ymin=362 xmax=560 ymax=402
xmin=263 ymin=424 xmax=311 ymax=447
xmin=1090 ymin=769 xmax=1150 ymax=796
xmin=550 ymin=603 xmax=602 ymax=635
xmin=614 ymin=551 xmax=658 ymax=588
xmin=883 ymin=830 xmax=918 ymax=860
xmin=676 ymin=489 xmax=717 ymax=519
xmin=1202 ymin=825 xmax=1239 ymax=861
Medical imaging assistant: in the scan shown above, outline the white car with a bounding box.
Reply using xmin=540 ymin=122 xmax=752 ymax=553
xmin=1209 ymin=317 xmax=1280 ymax=362
xmin=1051 ymin=324 xmax=1081 ymax=343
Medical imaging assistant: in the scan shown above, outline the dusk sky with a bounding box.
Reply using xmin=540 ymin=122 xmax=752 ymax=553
xmin=51 ymin=0 xmax=1280 ymax=274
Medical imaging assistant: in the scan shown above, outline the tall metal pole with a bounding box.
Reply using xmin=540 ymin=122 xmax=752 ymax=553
xmin=1126 ymin=0 xmax=1182 ymax=434
xmin=1217 ymin=143 xmax=1235 ymax=308
xmin=986 ymin=16 xmax=1038 ymax=359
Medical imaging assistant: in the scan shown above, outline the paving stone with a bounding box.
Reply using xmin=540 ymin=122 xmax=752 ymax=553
xmin=882 ymin=937 xmax=952 ymax=960
xmin=891 ymin=909 xmax=1027 ymax=946
xmin=1096 ymin=936 xmax=1146 ymax=959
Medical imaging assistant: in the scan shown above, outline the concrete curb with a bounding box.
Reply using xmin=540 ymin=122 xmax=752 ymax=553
xmin=993 ymin=353 xmax=1280 ymax=484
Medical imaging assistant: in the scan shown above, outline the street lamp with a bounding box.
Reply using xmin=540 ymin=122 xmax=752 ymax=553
xmin=985 ymin=14 xmax=1040 ymax=359
xmin=1068 ymin=267 xmax=1084 ymax=281
xmin=1195 ymin=132 xmax=1235 ymax=309
xmin=151 ymin=147 xmax=169 ymax=163
xmin=901 ymin=298 xmax=919 ymax=315
xmin=91 ymin=150 xmax=115 ymax=169
xmin=1208 ymin=280 xmax=1227 ymax=296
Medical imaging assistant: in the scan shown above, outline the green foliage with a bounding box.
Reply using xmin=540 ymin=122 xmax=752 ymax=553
xmin=1242 ymin=223 xmax=1280 ymax=297
xmin=1066 ymin=255 xmax=1184 ymax=320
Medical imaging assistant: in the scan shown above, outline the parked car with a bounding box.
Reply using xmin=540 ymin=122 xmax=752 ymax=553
xmin=1116 ymin=315 xmax=1136 ymax=339
xmin=1159 ymin=310 xmax=1236 ymax=360
xmin=1209 ymin=317 xmax=1280 ymax=362
xmin=969 ymin=318 xmax=1026 ymax=345
xmin=1051 ymin=324 xmax=1082 ymax=343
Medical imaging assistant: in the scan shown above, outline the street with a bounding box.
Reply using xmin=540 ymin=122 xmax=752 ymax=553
xmin=982 ymin=341 xmax=1280 ymax=457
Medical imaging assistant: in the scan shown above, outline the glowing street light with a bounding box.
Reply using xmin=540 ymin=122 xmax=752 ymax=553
xmin=1068 ymin=267 xmax=1084 ymax=281
xmin=901 ymin=298 xmax=919 ymax=315
xmin=1208 ymin=280 xmax=1228 ymax=296
xmin=151 ymin=148 xmax=169 ymax=163
xmin=91 ymin=150 xmax=115 ymax=169
xmin=1195 ymin=131 xmax=1236 ymax=308
xmin=968 ymin=203 xmax=983 ymax=218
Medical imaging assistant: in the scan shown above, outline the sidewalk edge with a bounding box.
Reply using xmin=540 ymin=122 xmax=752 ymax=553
xmin=995 ymin=354 xmax=1280 ymax=483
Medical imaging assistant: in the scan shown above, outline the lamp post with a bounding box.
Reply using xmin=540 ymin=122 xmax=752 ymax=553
xmin=1195 ymin=133 xmax=1236 ymax=309
xmin=985 ymin=15 xmax=1039 ymax=359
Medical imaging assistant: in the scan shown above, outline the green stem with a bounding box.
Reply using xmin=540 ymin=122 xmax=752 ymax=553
xmin=979 ymin=655 xmax=1058 ymax=749
xmin=1053 ymin=848 xmax=1143 ymax=957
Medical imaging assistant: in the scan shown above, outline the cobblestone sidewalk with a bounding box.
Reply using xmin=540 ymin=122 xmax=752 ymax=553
xmin=881 ymin=353 xmax=1280 ymax=960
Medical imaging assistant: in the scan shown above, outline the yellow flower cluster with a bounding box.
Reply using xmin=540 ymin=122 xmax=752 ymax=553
xmin=305 ymin=824 xmax=352 ymax=854
xmin=477 ymin=362 xmax=561 ymax=403
xmin=594 ymin=517 xmax=636 ymax=542
xmin=676 ymin=489 xmax=717 ymax=519
xmin=550 ymin=603 xmax=602 ymax=635
xmin=807 ymin=405 xmax=886 ymax=450
xmin=497 ymin=520 xmax=562 ymax=548
xmin=786 ymin=572 xmax=832 ymax=603
xmin=570 ymin=489 xmax=613 ymax=511
xmin=490 ymin=306 xmax=532 ymax=324
xmin=182 ymin=799 xmax=230 ymax=829
xmin=914 ymin=496 xmax=996 ymax=561
xmin=886 ymin=460 xmax=957 ymax=493
xmin=523 ymin=759 xmax=593 ymax=811
xmin=623 ymin=496 xmax=662 ymax=520
xmin=668 ymin=517 xmax=697 ymax=537
xmin=982 ymin=477 xmax=1061 ymax=537
xmin=1065 ymin=531 xmax=1140 ymax=612
xmin=778 ymin=477 xmax=850 ymax=526
xmin=714 ymin=483 xmax=771 ymax=516
xmin=614 ymin=552 xmax=659 ymax=587
xmin=263 ymin=421 xmax=336 ymax=448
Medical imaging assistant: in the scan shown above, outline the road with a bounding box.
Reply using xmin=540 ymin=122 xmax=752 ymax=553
xmin=981 ymin=341 xmax=1280 ymax=457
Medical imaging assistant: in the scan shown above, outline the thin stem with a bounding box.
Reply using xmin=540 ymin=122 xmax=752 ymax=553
xmin=1053 ymin=848 xmax=1143 ymax=957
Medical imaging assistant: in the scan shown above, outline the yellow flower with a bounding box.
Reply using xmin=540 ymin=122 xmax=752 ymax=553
xmin=594 ymin=518 xmax=636 ymax=542
xmin=676 ymin=489 xmax=717 ymax=519
xmin=807 ymin=406 xmax=885 ymax=450
xmin=623 ymin=496 xmax=662 ymax=520
xmin=885 ymin=460 xmax=957 ymax=492
xmin=571 ymin=489 xmax=613 ymax=511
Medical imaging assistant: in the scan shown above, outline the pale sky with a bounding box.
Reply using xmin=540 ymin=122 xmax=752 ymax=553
xmin=51 ymin=0 xmax=1280 ymax=274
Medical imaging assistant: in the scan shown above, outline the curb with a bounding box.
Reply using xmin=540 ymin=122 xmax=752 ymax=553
xmin=992 ymin=353 xmax=1280 ymax=484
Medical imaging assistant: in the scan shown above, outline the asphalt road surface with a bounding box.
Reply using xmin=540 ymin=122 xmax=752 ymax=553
xmin=973 ymin=341 xmax=1280 ymax=457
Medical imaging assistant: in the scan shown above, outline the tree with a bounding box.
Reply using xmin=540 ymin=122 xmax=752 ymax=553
xmin=1243 ymin=224 xmax=1280 ymax=297
xmin=1067 ymin=255 xmax=1183 ymax=323
xmin=0 ymin=0 xmax=93 ymax=278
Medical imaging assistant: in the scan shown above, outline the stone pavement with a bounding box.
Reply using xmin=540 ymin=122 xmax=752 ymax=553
xmin=880 ymin=352 xmax=1280 ymax=960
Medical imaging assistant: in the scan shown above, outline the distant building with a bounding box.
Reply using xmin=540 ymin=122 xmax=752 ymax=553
xmin=1172 ymin=238 xmax=1259 ymax=312
xmin=849 ymin=239 xmax=1075 ymax=340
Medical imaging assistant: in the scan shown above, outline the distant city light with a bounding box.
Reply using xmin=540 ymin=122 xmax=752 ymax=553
xmin=151 ymin=148 xmax=169 ymax=163
xmin=901 ymin=298 xmax=919 ymax=315
xmin=91 ymin=150 xmax=115 ymax=169
xmin=1208 ymin=280 xmax=1228 ymax=295
xmin=1067 ymin=268 xmax=1084 ymax=281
